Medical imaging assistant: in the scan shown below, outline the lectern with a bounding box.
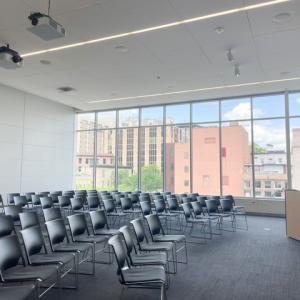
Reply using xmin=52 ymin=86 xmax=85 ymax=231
xmin=285 ymin=189 xmax=300 ymax=240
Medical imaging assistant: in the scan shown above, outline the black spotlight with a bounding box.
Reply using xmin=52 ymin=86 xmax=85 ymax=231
xmin=11 ymin=55 xmax=23 ymax=64
xmin=28 ymin=12 xmax=44 ymax=26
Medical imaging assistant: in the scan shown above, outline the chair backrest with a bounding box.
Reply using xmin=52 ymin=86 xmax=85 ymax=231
xmin=89 ymin=210 xmax=108 ymax=231
xmin=40 ymin=197 xmax=53 ymax=209
xmin=139 ymin=194 xmax=151 ymax=203
xmin=191 ymin=201 xmax=203 ymax=216
xmin=189 ymin=193 xmax=199 ymax=202
xmin=7 ymin=193 xmax=20 ymax=204
xmin=208 ymin=196 xmax=220 ymax=206
xmin=0 ymin=215 xmax=15 ymax=238
xmin=67 ymin=213 xmax=88 ymax=240
xmin=114 ymin=194 xmax=123 ymax=206
xmin=223 ymin=195 xmax=235 ymax=205
xmin=130 ymin=193 xmax=139 ymax=204
xmin=140 ymin=201 xmax=152 ymax=216
xmin=38 ymin=192 xmax=50 ymax=197
xmin=21 ymin=226 xmax=46 ymax=260
xmin=43 ymin=207 xmax=63 ymax=222
xmin=58 ymin=195 xmax=71 ymax=208
xmin=197 ymin=196 xmax=207 ymax=207
xmin=220 ymin=199 xmax=233 ymax=212
xmin=0 ymin=235 xmax=24 ymax=276
xmin=25 ymin=192 xmax=35 ymax=201
xmin=181 ymin=203 xmax=193 ymax=220
xmin=119 ymin=225 xmax=135 ymax=256
xmin=167 ymin=196 xmax=179 ymax=211
xmin=50 ymin=194 xmax=59 ymax=204
xmin=13 ymin=196 xmax=28 ymax=207
xmin=145 ymin=214 xmax=163 ymax=236
xmin=32 ymin=195 xmax=41 ymax=206
xmin=70 ymin=197 xmax=84 ymax=211
xmin=130 ymin=218 xmax=147 ymax=244
xmin=103 ymin=199 xmax=116 ymax=213
xmin=205 ymin=199 xmax=219 ymax=214
xmin=0 ymin=194 xmax=3 ymax=207
xmin=19 ymin=211 xmax=39 ymax=230
xmin=154 ymin=199 xmax=166 ymax=214
xmin=108 ymin=234 xmax=129 ymax=279
xmin=4 ymin=205 xmax=22 ymax=222
xmin=121 ymin=197 xmax=133 ymax=211
xmin=45 ymin=219 xmax=68 ymax=248
xmin=87 ymin=196 xmax=99 ymax=209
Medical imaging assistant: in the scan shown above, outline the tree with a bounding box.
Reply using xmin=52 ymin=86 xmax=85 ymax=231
xmin=118 ymin=169 xmax=138 ymax=192
xmin=141 ymin=165 xmax=163 ymax=192
xmin=254 ymin=143 xmax=267 ymax=154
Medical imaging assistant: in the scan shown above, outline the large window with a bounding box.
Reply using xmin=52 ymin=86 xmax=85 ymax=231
xmin=75 ymin=91 xmax=299 ymax=201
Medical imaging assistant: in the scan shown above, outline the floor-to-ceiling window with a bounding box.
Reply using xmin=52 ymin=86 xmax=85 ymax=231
xmin=75 ymin=90 xmax=300 ymax=200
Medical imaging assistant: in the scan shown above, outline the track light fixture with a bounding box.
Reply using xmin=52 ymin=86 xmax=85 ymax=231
xmin=227 ymin=49 xmax=234 ymax=62
xmin=234 ymin=64 xmax=240 ymax=77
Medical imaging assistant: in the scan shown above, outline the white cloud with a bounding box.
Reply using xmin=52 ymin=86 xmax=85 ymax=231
xmin=223 ymin=102 xmax=263 ymax=120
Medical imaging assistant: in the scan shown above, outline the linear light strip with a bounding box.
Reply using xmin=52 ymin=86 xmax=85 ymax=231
xmin=21 ymin=0 xmax=289 ymax=57
xmin=87 ymin=77 xmax=300 ymax=103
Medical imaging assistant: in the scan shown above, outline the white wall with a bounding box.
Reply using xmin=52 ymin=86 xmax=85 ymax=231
xmin=0 ymin=83 xmax=75 ymax=201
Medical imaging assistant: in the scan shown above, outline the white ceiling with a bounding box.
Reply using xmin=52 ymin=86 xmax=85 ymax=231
xmin=0 ymin=0 xmax=300 ymax=111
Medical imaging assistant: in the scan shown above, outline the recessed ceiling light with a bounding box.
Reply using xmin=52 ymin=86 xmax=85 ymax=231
xmin=215 ymin=26 xmax=225 ymax=34
xmin=87 ymin=76 xmax=300 ymax=104
xmin=114 ymin=45 xmax=128 ymax=53
xmin=40 ymin=59 xmax=51 ymax=65
xmin=273 ymin=12 xmax=292 ymax=23
xmin=156 ymin=76 xmax=161 ymax=80
xmin=21 ymin=0 xmax=289 ymax=58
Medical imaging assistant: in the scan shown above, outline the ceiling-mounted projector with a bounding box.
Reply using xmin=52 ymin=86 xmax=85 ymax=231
xmin=27 ymin=12 xmax=66 ymax=40
xmin=0 ymin=44 xmax=23 ymax=69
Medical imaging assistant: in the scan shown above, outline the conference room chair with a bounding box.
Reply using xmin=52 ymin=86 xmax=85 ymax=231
xmin=87 ymin=196 xmax=100 ymax=211
xmin=21 ymin=225 xmax=78 ymax=289
xmin=43 ymin=207 xmax=63 ymax=222
xmin=0 ymin=194 xmax=4 ymax=212
xmin=140 ymin=200 xmax=153 ymax=218
xmin=67 ymin=213 xmax=109 ymax=266
xmin=0 ymin=284 xmax=37 ymax=300
xmin=89 ymin=210 xmax=119 ymax=236
xmin=130 ymin=218 xmax=176 ymax=274
xmin=145 ymin=214 xmax=187 ymax=270
xmin=108 ymin=234 xmax=167 ymax=300
xmin=40 ymin=197 xmax=53 ymax=209
xmin=103 ymin=199 xmax=127 ymax=227
xmin=4 ymin=205 xmax=22 ymax=226
xmin=0 ymin=215 xmax=17 ymax=238
xmin=7 ymin=193 xmax=20 ymax=205
xmin=45 ymin=218 xmax=95 ymax=275
xmin=14 ymin=195 xmax=29 ymax=208
xmin=32 ymin=195 xmax=41 ymax=207
xmin=19 ymin=211 xmax=40 ymax=230
xmin=70 ymin=197 xmax=85 ymax=213
xmin=0 ymin=235 xmax=60 ymax=299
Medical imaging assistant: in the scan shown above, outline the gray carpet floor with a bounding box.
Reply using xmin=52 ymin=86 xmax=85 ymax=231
xmin=44 ymin=216 xmax=300 ymax=300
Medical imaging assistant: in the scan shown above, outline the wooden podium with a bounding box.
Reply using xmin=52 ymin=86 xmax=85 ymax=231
xmin=285 ymin=189 xmax=300 ymax=240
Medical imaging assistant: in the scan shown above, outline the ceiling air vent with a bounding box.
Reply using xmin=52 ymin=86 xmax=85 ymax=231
xmin=57 ymin=86 xmax=77 ymax=95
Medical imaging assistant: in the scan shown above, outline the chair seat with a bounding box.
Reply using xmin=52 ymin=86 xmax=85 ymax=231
xmin=73 ymin=235 xmax=108 ymax=244
xmin=123 ymin=265 xmax=166 ymax=283
xmin=94 ymin=228 xmax=119 ymax=236
xmin=187 ymin=218 xmax=210 ymax=224
xmin=53 ymin=242 xmax=91 ymax=253
xmin=3 ymin=264 xmax=58 ymax=282
xmin=140 ymin=242 xmax=173 ymax=252
xmin=29 ymin=252 xmax=75 ymax=265
xmin=209 ymin=213 xmax=232 ymax=217
xmin=0 ymin=284 xmax=36 ymax=300
xmin=153 ymin=234 xmax=185 ymax=243
xmin=132 ymin=252 xmax=167 ymax=266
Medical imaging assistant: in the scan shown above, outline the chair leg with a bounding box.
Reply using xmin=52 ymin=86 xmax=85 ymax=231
xmin=161 ymin=283 xmax=167 ymax=300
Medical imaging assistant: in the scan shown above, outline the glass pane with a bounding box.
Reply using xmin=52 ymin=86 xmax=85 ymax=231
xmin=252 ymin=94 xmax=285 ymax=118
xmin=192 ymin=101 xmax=219 ymax=123
xmin=221 ymin=98 xmax=251 ymax=120
xmin=141 ymin=106 xmax=163 ymax=126
xmin=75 ymin=131 xmax=94 ymax=190
xmin=117 ymin=128 xmax=139 ymax=191
xmin=192 ymin=123 xmax=220 ymax=195
xmin=76 ymin=113 xmax=95 ymax=130
xmin=166 ymin=104 xmax=190 ymax=124
xmin=118 ymin=109 xmax=139 ymax=127
xmin=289 ymin=92 xmax=300 ymax=116
xmin=165 ymin=125 xmax=190 ymax=193
xmin=290 ymin=118 xmax=300 ymax=190
xmin=96 ymin=130 xmax=116 ymax=191
xmin=140 ymin=127 xmax=164 ymax=192
xmin=221 ymin=121 xmax=253 ymax=197
xmin=97 ymin=111 xmax=116 ymax=129
xmin=253 ymin=119 xmax=287 ymax=199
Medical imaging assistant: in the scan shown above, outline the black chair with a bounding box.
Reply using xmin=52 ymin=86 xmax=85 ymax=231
xmin=4 ymin=205 xmax=22 ymax=226
xmin=0 ymin=194 xmax=4 ymax=212
xmin=21 ymin=226 xmax=78 ymax=289
xmin=89 ymin=210 xmax=119 ymax=236
xmin=0 ymin=235 xmax=60 ymax=298
xmin=67 ymin=213 xmax=109 ymax=266
xmin=58 ymin=196 xmax=71 ymax=215
xmin=14 ymin=195 xmax=29 ymax=208
xmin=45 ymin=218 xmax=94 ymax=275
xmin=119 ymin=225 xmax=169 ymax=280
xmin=145 ymin=214 xmax=187 ymax=271
xmin=130 ymin=218 xmax=176 ymax=274
xmin=197 ymin=196 xmax=208 ymax=212
xmin=219 ymin=199 xmax=237 ymax=231
xmin=25 ymin=192 xmax=35 ymax=204
xmin=108 ymin=234 xmax=167 ymax=300
xmin=32 ymin=195 xmax=41 ymax=207
xmin=0 ymin=215 xmax=17 ymax=238
xmin=103 ymin=199 xmax=127 ymax=227
xmin=87 ymin=196 xmax=100 ymax=210
xmin=43 ymin=207 xmax=63 ymax=222
xmin=40 ymin=197 xmax=53 ymax=209
xmin=181 ymin=203 xmax=211 ymax=240
xmin=0 ymin=284 xmax=36 ymax=300
xmin=7 ymin=193 xmax=20 ymax=205
xmin=70 ymin=197 xmax=84 ymax=212
xmin=140 ymin=200 xmax=153 ymax=217
xmin=19 ymin=211 xmax=40 ymax=230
